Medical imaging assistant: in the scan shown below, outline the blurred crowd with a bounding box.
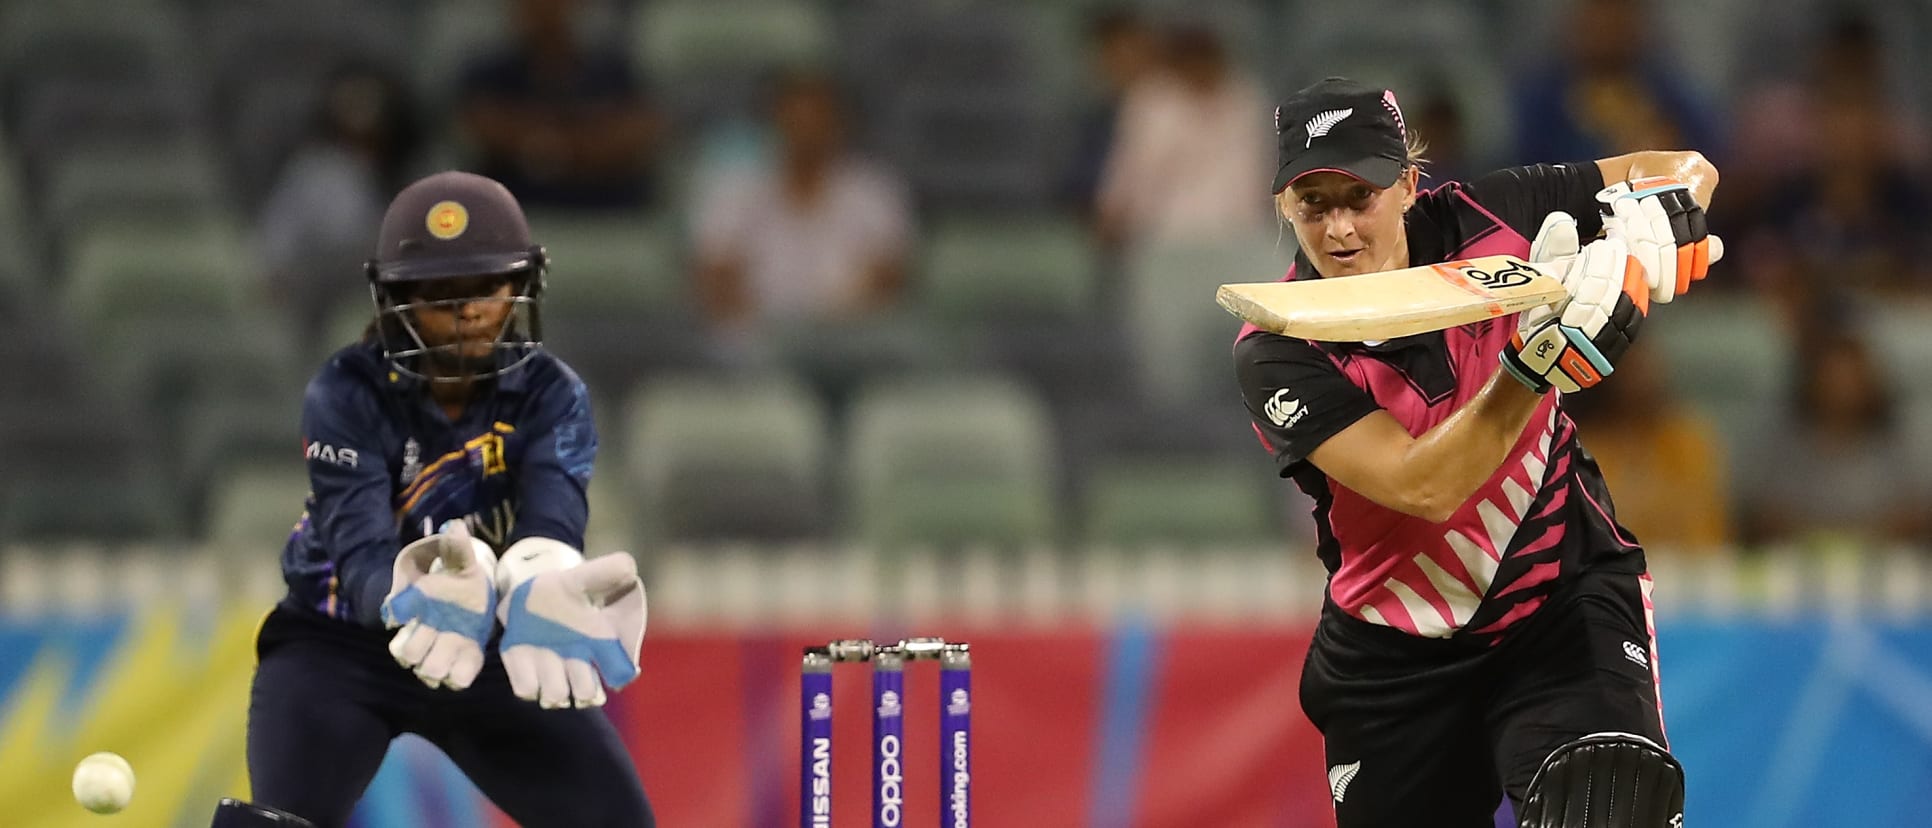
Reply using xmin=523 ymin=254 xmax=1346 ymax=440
xmin=4 ymin=0 xmax=1931 ymax=556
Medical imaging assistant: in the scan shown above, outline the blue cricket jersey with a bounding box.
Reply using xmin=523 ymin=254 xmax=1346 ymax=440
xmin=282 ymin=341 xmax=598 ymax=627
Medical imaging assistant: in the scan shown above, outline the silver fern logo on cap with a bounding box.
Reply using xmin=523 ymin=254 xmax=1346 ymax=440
xmin=1304 ymin=108 xmax=1353 ymax=147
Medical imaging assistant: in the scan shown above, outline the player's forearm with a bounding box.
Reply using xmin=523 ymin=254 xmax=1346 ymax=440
xmin=1596 ymin=150 xmax=1720 ymax=209
xmin=1396 ymin=370 xmax=1547 ymax=522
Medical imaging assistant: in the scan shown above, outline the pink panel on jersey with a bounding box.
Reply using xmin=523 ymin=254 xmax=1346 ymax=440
xmin=1309 ymin=211 xmax=1583 ymax=638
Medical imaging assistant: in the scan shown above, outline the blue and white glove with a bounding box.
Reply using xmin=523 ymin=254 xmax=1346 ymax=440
xmin=1501 ymin=211 xmax=1650 ymax=394
xmin=496 ymin=538 xmax=647 ymax=709
xmin=381 ymin=519 xmax=498 ymax=690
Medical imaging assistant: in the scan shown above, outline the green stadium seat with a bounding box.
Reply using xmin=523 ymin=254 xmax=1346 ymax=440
xmin=205 ymin=462 xmax=312 ymax=549
xmin=0 ymin=1 xmax=186 ymax=101
xmin=1868 ymin=304 xmax=1932 ymax=401
xmin=178 ymin=395 xmax=300 ymax=533
xmin=1082 ymin=458 xmax=1277 ymax=546
xmin=1125 ymin=236 xmax=1292 ymax=404
xmin=527 ymin=211 xmax=686 ymax=317
xmin=622 ymin=375 xmax=829 ymax=541
xmin=635 ymin=0 xmax=833 ymax=78
xmin=847 ymin=377 xmax=1059 ymax=547
xmin=920 ymin=213 xmax=1098 ymax=321
xmin=89 ymin=315 xmax=303 ymax=438
xmin=40 ymin=144 xmax=232 ymax=239
xmin=1645 ymin=296 xmax=1790 ymax=411
xmin=527 ymin=211 xmax=709 ymax=395
xmin=60 ymin=217 xmax=252 ymax=335
xmin=0 ymin=404 xmax=182 ymax=541
xmin=411 ymin=0 xmax=512 ymax=102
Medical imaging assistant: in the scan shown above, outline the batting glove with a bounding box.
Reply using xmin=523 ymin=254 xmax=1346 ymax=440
xmin=496 ymin=538 xmax=647 ymax=709
xmin=381 ymin=520 xmax=499 ymax=690
xmin=1511 ymin=210 xmax=1583 ymax=338
xmin=1597 ymin=176 xmax=1722 ymax=304
xmin=1502 ymin=234 xmax=1649 ymax=395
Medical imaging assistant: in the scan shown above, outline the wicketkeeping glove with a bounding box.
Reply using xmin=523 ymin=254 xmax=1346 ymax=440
xmin=1597 ymin=176 xmax=1722 ymax=304
xmin=381 ymin=520 xmax=499 ymax=690
xmin=496 ymin=538 xmax=647 ymax=709
xmin=1502 ymin=213 xmax=1649 ymax=394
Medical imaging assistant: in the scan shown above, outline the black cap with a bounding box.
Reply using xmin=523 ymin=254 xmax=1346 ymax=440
xmin=370 ymin=171 xmax=538 ymax=283
xmin=1271 ymin=77 xmax=1409 ymax=194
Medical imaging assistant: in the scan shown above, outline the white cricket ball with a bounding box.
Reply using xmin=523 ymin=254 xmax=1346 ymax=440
xmin=72 ymin=751 xmax=135 ymax=814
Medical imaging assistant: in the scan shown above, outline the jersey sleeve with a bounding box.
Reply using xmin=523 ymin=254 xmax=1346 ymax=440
xmin=1461 ymin=162 xmax=1608 ymax=242
xmin=507 ymin=368 xmax=597 ymax=550
xmin=1234 ymin=332 xmax=1382 ymax=475
xmin=299 ymin=377 xmax=399 ymax=626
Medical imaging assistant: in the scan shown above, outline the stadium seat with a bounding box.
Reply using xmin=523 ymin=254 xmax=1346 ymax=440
xmin=622 ymin=375 xmax=830 ymax=541
xmin=528 ymin=211 xmax=711 ymax=393
xmin=915 ymin=210 xmax=1123 ymax=420
xmin=1082 ymin=458 xmax=1276 ymax=546
xmin=222 ymin=74 xmax=335 ymax=206
xmin=0 ymin=403 xmax=183 ymax=541
xmin=530 ymin=211 xmax=687 ymax=315
xmin=205 ymin=462 xmax=312 ymax=549
xmin=920 ymin=213 xmax=1098 ymax=321
xmin=40 ymin=145 xmax=234 ymax=245
xmin=1868 ymin=304 xmax=1932 ymax=402
xmin=178 ymin=396 xmax=300 ymax=526
xmin=93 ymin=315 xmax=305 ymax=441
xmin=412 ymin=0 xmax=513 ymax=102
xmin=0 ymin=1 xmax=188 ymax=117
xmin=846 ymin=376 xmax=1059 ymax=547
xmin=10 ymin=76 xmax=203 ymax=169
xmin=636 ymin=0 xmax=832 ymax=76
xmin=840 ymin=2 xmax=1061 ymax=207
xmin=1124 ymin=236 xmax=1292 ymax=405
xmin=634 ymin=0 xmax=833 ymax=120
xmin=1645 ymin=296 xmax=1790 ymax=413
xmin=59 ymin=217 xmax=252 ymax=335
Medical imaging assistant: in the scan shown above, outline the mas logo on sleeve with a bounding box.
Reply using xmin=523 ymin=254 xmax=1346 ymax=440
xmin=304 ymin=440 xmax=360 ymax=468
xmin=1265 ymin=388 xmax=1308 ymax=428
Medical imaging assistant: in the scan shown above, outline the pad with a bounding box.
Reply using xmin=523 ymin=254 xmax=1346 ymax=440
xmin=1518 ymin=733 xmax=1685 ymax=828
xmin=209 ymin=798 xmax=317 ymax=828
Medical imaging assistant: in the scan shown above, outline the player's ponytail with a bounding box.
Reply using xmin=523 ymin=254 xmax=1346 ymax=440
xmin=1404 ymin=128 xmax=1429 ymax=175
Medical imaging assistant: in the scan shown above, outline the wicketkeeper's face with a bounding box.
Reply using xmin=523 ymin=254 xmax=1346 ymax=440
xmin=404 ymin=275 xmax=517 ymax=362
xmin=1282 ymin=168 xmax=1417 ymax=279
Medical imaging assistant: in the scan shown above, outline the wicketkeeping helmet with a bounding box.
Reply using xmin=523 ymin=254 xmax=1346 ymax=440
xmin=365 ymin=171 xmax=546 ymax=383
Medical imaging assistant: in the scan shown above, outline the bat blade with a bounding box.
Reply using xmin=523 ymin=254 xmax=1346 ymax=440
xmin=1216 ymin=255 xmax=1571 ymax=342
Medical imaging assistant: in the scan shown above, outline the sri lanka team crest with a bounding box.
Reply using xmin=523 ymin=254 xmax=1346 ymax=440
xmin=426 ymin=200 xmax=468 ymax=240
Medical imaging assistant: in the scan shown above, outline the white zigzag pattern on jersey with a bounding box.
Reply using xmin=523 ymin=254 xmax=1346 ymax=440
xmin=1382 ymin=408 xmax=1558 ymax=636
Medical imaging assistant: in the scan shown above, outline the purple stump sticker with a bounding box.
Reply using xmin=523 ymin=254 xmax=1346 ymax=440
xmin=801 ymin=650 xmax=834 ymax=828
xmin=940 ymin=645 xmax=972 ymax=828
xmin=872 ymin=650 xmax=906 ymax=828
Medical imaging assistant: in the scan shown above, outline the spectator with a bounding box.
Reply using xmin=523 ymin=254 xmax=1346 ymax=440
xmin=1062 ymin=8 xmax=1158 ymax=214
xmin=456 ymin=0 xmax=663 ymax=209
xmin=1095 ymin=24 xmax=1271 ymax=249
xmin=1511 ymin=0 xmax=1718 ymax=162
xmin=1727 ymin=15 xmax=1932 ymax=306
xmin=257 ymin=65 xmax=421 ymax=340
xmin=1742 ymin=328 xmax=1929 ymax=548
xmin=690 ymin=71 xmax=914 ymax=329
xmin=1563 ymin=347 xmax=1733 ymax=552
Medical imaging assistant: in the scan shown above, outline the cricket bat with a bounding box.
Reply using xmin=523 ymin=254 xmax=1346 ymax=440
xmin=1216 ymin=255 xmax=1569 ymax=342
